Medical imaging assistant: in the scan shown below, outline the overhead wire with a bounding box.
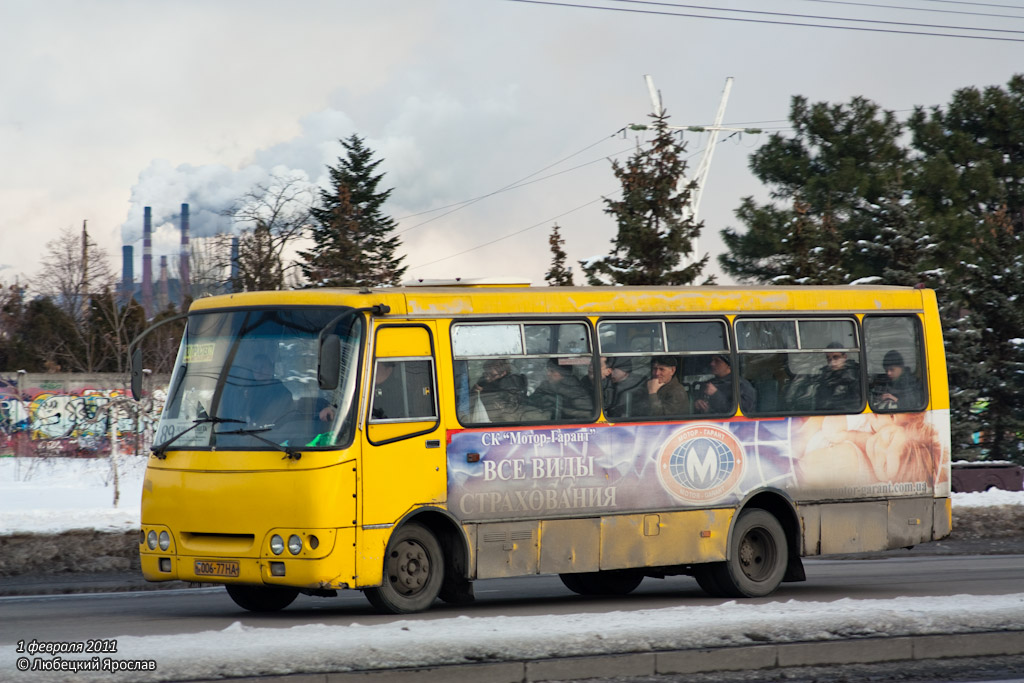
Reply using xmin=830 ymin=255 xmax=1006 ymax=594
xmin=600 ymin=0 xmax=1024 ymax=31
xmin=396 ymin=141 xmax=634 ymax=224
xmin=502 ymin=0 xmax=1024 ymax=41
xmin=411 ymin=0 xmax=1011 ymax=272
xmin=406 ymin=133 xmax=743 ymax=271
xmin=408 ymin=194 xmax=613 ymax=269
xmin=795 ymin=0 xmax=1024 ymax=20
xmin=917 ymin=0 xmax=1024 ymax=10
xmin=395 ymin=130 xmax=626 ymax=234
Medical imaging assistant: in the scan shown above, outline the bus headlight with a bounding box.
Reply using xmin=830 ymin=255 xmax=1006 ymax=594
xmin=270 ymin=534 xmax=285 ymax=555
xmin=158 ymin=531 xmax=170 ymax=551
xmin=288 ymin=534 xmax=303 ymax=555
xmin=147 ymin=530 xmax=158 ymax=550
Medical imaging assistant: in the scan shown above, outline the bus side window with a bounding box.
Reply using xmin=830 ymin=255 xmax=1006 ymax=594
xmin=864 ymin=316 xmax=927 ymax=412
xmin=369 ymin=360 xmax=437 ymax=422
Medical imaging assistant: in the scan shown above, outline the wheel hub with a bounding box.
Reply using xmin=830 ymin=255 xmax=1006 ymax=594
xmin=739 ymin=529 xmax=769 ymax=579
xmin=390 ymin=540 xmax=430 ymax=596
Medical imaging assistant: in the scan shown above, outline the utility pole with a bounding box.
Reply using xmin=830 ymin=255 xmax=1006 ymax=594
xmin=632 ymin=76 xmax=760 ymax=259
xmin=81 ymin=219 xmax=89 ymax=322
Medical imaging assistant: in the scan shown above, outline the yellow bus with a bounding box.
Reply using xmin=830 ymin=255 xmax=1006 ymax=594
xmin=134 ymin=283 xmax=951 ymax=613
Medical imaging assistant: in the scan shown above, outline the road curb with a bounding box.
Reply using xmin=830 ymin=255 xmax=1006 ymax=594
xmin=201 ymin=630 xmax=1024 ymax=682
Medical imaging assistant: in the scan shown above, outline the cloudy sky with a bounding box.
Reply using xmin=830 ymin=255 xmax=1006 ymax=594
xmin=2 ymin=0 xmax=1020 ymax=290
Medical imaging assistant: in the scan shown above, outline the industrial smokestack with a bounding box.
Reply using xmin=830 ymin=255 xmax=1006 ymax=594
xmin=158 ymin=255 xmax=170 ymax=311
xmin=142 ymin=206 xmax=153 ymax=316
xmin=121 ymin=245 xmax=134 ymax=303
xmin=179 ymin=203 xmax=191 ymax=305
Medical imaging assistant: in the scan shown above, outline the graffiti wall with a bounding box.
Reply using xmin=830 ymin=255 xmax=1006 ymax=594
xmin=0 ymin=374 xmax=167 ymax=458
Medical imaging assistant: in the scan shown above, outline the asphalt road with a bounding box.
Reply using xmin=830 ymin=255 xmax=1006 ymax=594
xmin=2 ymin=553 xmax=1023 ymax=645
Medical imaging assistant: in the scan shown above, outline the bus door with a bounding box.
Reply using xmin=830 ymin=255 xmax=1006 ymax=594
xmin=361 ymin=323 xmax=444 ymax=526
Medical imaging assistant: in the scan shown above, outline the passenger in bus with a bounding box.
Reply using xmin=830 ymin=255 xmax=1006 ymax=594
xmin=694 ymin=354 xmax=755 ymax=415
xmin=645 ymin=356 xmax=690 ymax=416
xmin=870 ymin=350 xmax=923 ymax=411
xmin=527 ymin=359 xmax=593 ymax=420
xmin=472 ymin=359 xmax=529 ymax=423
xmin=246 ymin=353 xmax=293 ymax=426
xmin=814 ymin=343 xmax=861 ymax=412
xmin=370 ymin=361 xmax=431 ymax=420
xmin=604 ymin=356 xmax=648 ymax=418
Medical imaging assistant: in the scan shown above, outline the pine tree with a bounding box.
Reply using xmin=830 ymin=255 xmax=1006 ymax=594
xmin=907 ymin=76 xmax=1024 ymax=462
xmin=945 ymin=209 xmax=1024 ymax=462
xmin=582 ymin=111 xmax=708 ymax=286
xmin=720 ymin=96 xmax=907 ymax=284
xmin=544 ymin=224 xmax=574 ymax=286
xmin=723 ymin=196 xmax=849 ymax=284
xmin=299 ymin=135 xmax=406 ymax=287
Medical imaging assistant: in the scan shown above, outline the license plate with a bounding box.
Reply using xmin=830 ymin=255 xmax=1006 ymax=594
xmin=194 ymin=560 xmax=240 ymax=577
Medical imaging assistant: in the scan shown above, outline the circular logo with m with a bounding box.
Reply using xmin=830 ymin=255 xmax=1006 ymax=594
xmin=657 ymin=424 xmax=745 ymax=503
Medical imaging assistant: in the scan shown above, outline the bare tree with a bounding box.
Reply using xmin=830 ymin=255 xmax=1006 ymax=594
xmin=226 ymin=172 xmax=313 ymax=291
xmin=187 ymin=234 xmax=235 ymax=299
xmin=36 ymin=224 xmax=116 ymax=327
xmin=34 ymin=224 xmax=120 ymax=372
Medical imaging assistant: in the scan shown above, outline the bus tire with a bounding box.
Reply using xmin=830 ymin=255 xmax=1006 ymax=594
xmin=692 ymin=564 xmax=727 ymax=597
xmin=712 ymin=509 xmax=788 ymax=598
xmin=364 ymin=522 xmax=444 ymax=614
xmin=225 ymin=584 xmax=299 ymax=612
xmin=559 ymin=570 xmax=643 ymax=596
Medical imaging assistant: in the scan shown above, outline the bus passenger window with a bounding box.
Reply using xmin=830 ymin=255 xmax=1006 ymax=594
xmin=864 ymin=316 xmax=927 ymax=412
xmin=737 ymin=318 xmax=861 ymax=416
xmin=453 ymin=321 xmax=595 ymax=426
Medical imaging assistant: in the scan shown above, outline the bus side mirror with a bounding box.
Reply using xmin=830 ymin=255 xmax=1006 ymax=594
xmin=130 ymin=348 xmax=144 ymax=400
xmin=319 ymin=334 xmax=341 ymax=390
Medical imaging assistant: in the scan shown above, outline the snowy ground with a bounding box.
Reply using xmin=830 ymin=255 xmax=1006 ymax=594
xmin=2 ymin=457 xmax=1023 ymax=682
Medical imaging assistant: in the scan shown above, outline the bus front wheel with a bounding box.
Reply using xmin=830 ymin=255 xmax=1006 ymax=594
xmin=365 ymin=522 xmax=444 ymax=614
xmin=225 ymin=584 xmax=299 ymax=612
xmin=559 ymin=570 xmax=643 ymax=596
xmin=709 ymin=509 xmax=788 ymax=598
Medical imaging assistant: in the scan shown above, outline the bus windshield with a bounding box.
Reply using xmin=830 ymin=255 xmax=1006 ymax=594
xmin=155 ymin=307 xmax=364 ymax=452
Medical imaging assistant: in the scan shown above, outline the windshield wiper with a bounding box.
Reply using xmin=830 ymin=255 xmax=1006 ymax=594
xmin=216 ymin=426 xmax=303 ymax=461
xmin=151 ymin=416 xmax=244 ymax=459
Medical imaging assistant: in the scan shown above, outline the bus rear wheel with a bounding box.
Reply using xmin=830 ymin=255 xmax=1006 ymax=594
xmin=559 ymin=570 xmax=643 ymax=596
xmin=365 ymin=522 xmax=444 ymax=614
xmin=225 ymin=584 xmax=299 ymax=612
xmin=710 ymin=509 xmax=787 ymax=598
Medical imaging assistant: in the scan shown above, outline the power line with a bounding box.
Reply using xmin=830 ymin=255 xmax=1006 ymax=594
xmin=406 ymin=135 xmax=739 ymax=271
xmin=602 ymin=0 xmax=1024 ymax=33
xmin=796 ymin=0 xmax=1024 ymax=21
xmin=395 ymin=142 xmax=634 ymax=223
xmin=408 ymin=193 xmax=613 ymax=270
xmin=503 ymin=0 xmax=1024 ymax=41
xmin=917 ymin=0 xmax=1024 ymax=10
xmin=395 ymin=130 xmax=625 ymax=234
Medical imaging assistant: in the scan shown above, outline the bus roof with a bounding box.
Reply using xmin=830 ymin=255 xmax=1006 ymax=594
xmin=188 ymin=285 xmax=935 ymax=318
